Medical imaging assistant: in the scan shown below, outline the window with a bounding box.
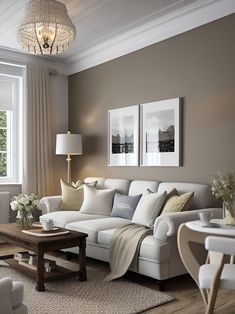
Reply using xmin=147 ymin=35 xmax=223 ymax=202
xmin=0 ymin=68 xmax=23 ymax=183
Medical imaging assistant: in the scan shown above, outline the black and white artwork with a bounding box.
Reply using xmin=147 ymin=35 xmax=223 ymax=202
xmin=108 ymin=105 xmax=139 ymax=166
xmin=141 ymin=98 xmax=182 ymax=166
xmin=145 ymin=109 xmax=175 ymax=153
xmin=112 ymin=116 xmax=134 ymax=154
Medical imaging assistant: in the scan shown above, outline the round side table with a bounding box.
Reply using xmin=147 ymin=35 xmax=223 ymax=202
xmin=177 ymin=219 xmax=235 ymax=304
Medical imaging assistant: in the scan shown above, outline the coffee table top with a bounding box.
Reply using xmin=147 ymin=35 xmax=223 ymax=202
xmin=0 ymin=223 xmax=87 ymax=244
xmin=185 ymin=219 xmax=235 ymax=237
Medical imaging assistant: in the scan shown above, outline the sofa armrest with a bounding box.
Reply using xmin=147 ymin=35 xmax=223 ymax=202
xmin=154 ymin=208 xmax=223 ymax=241
xmin=0 ymin=277 xmax=13 ymax=314
xmin=40 ymin=196 xmax=62 ymax=214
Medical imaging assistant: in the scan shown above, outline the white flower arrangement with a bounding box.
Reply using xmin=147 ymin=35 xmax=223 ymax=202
xmin=10 ymin=193 xmax=41 ymax=213
xmin=211 ymin=172 xmax=235 ymax=217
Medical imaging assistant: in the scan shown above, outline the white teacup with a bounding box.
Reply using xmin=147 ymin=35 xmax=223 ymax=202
xmin=40 ymin=218 xmax=54 ymax=231
xmin=199 ymin=212 xmax=212 ymax=224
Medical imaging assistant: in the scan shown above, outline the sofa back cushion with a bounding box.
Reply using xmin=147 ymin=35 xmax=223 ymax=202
xmin=103 ymin=178 xmax=131 ymax=195
xmin=84 ymin=177 xmax=130 ymax=195
xmin=83 ymin=177 xmax=214 ymax=210
xmin=129 ymin=180 xmax=160 ymax=196
xmin=80 ymin=185 xmax=115 ymax=215
xmin=84 ymin=177 xmax=106 ymax=189
xmin=157 ymin=182 xmax=213 ymax=209
xmin=111 ymin=193 xmax=141 ymax=220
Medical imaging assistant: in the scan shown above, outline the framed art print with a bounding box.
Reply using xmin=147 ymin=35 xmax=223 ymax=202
xmin=140 ymin=98 xmax=182 ymax=166
xmin=108 ymin=105 xmax=139 ymax=166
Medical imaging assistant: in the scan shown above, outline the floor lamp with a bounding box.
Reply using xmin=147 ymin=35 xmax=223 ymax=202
xmin=56 ymin=132 xmax=83 ymax=183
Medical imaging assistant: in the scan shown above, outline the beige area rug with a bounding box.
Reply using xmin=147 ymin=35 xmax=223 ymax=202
xmin=0 ymin=256 xmax=173 ymax=314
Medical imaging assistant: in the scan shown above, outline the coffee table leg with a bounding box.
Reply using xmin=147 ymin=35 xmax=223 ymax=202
xmin=79 ymin=239 xmax=87 ymax=281
xmin=36 ymin=249 xmax=45 ymax=291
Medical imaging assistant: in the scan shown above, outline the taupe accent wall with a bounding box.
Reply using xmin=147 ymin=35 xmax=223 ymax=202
xmin=68 ymin=14 xmax=235 ymax=184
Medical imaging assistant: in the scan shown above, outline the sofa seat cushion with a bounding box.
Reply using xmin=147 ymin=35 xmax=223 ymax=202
xmin=40 ymin=212 xmax=108 ymax=228
xmin=98 ymin=228 xmax=171 ymax=263
xmin=11 ymin=281 xmax=24 ymax=308
xmin=66 ymin=217 xmax=131 ymax=244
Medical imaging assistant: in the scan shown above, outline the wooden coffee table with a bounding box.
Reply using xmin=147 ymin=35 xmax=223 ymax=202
xmin=0 ymin=223 xmax=88 ymax=291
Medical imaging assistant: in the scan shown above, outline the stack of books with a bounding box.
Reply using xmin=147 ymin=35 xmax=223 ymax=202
xmin=44 ymin=259 xmax=56 ymax=272
xmin=28 ymin=253 xmax=37 ymax=265
xmin=19 ymin=260 xmax=37 ymax=271
xmin=14 ymin=251 xmax=56 ymax=272
xmin=14 ymin=252 xmax=30 ymax=262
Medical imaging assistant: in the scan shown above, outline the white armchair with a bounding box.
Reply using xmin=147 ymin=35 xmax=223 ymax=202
xmin=0 ymin=277 xmax=28 ymax=314
xmin=199 ymin=236 xmax=235 ymax=314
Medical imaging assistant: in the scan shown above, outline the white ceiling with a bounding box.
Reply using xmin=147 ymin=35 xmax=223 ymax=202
xmin=0 ymin=0 xmax=234 ymax=74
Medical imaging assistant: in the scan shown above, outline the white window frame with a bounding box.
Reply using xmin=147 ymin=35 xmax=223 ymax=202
xmin=0 ymin=74 xmax=23 ymax=183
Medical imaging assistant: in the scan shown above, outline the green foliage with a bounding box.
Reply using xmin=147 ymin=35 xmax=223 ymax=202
xmin=0 ymin=111 xmax=7 ymax=177
xmin=0 ymin=153 xmax=7 ymax=176
xmin=0 ymin=111 xmax=6 ymax=127
xmin=0 ymin=129 xmax=6 ymax=151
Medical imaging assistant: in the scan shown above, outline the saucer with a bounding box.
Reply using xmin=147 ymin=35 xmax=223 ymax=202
xmin=201 ymin=222 xmax=220 ymax=228
xmin=41 ymin=227 xmax=60 ymax=233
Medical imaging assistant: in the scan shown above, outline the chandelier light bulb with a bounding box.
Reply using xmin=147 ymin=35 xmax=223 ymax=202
xmin=17 ymin=0 xmax=76 ymax=55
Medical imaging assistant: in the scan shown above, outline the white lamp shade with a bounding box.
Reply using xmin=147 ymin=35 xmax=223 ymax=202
xmin=56 ymin=133 xmax=82 ymax=155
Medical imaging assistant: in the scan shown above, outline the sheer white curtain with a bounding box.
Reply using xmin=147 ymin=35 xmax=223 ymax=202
xmin=22 ymin=63 xmax=54 ymax=196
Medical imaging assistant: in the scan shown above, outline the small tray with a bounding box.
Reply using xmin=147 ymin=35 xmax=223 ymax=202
xmin=22 ymin=229 xmax=70 ymax=237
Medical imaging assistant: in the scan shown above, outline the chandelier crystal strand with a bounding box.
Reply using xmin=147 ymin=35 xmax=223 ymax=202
xmin=17 ymin=0 xmax=76 ymax=55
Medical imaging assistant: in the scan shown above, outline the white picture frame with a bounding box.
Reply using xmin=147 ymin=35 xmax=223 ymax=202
xmin=108 ymin=105 xmax=139 ymax=166
xmin=140 ymin=98 xmax=182 ymax=166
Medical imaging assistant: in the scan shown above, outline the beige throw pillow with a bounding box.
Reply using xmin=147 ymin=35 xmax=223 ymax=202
xmin=132 ymin=191 xmax=167 ymax=228
xmin=60 ymin=179 xmax=97 ymax=210
xmin=160 ymin=189 xmax=194 ymax=215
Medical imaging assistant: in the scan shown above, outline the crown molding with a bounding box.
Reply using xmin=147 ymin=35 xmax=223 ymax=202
xmin=66 ymin=0 xmax=235 ymax=75
xmin=0 ymin=46 xmax=68 ymax=75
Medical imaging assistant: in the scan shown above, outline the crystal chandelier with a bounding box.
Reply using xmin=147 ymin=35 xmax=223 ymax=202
xmin=17 ymin=0 xmax=76 ymax=55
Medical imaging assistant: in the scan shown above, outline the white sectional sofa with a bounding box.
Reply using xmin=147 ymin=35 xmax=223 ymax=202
xmin=40 ymin=177 xmax=222 ymax=290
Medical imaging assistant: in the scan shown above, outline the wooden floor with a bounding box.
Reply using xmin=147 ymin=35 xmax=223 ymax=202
xmin=146 ymin=276 xmax=235 ymax=314
xmin=74 ymin=252 xmax=235 ymax=314
xmin=0 ymin=244 xmax=234 ymax=314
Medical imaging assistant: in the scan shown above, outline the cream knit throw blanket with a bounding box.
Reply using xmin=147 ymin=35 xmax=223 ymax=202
xmin=105 ymin=223 xmax=153 ymax=282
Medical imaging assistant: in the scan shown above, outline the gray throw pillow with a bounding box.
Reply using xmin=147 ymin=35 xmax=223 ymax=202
xmin=111 ymin=193 xmax=141 ymax=220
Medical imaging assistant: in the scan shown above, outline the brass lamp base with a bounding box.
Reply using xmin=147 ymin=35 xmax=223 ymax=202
xmin=66 ymin=154 xmax=71 ymax=183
